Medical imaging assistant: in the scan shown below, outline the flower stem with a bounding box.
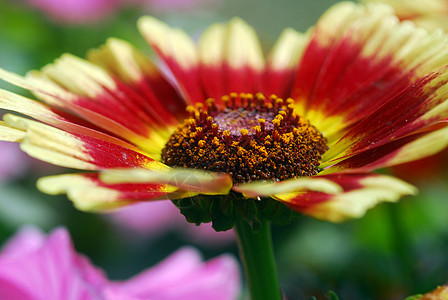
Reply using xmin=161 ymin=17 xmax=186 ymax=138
xmin=386 ymin=204 xmax=417 ymax=292
xmin=234 ymin=219 xmax=282 ymax=300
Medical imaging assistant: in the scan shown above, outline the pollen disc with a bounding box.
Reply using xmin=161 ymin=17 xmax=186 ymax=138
xmin=162 ymin=93 xmax=328 ymax=183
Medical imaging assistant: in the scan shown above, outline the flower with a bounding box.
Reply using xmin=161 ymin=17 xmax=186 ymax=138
xmin=0 ymin=141 xmax=28 ymax=183
xmin=109 ymin=201 xmax=235 ymax=246
xmin=362 ymin=0 xmax=448 ymax=32
xmin=24 ymin=0 xmax=121 ymax=24
xmin=0 ymin=226 xmax=241 ymax=299
xmin=361 ymin=0 xmax=448 ymax=184
xmin=23 ymin=0 xmax=218 ymax=24
xmin=1 ymin=2 xmax=448 ymax=226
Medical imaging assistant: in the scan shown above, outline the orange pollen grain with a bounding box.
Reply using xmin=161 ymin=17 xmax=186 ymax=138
xmin=161 ymin=92 xmax=328 ymax=183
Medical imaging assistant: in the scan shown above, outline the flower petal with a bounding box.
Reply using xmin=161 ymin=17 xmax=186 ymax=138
xmin=100 ymin=168 xmax=233 ymax=195
xmin=362 ymin=0 xmax=448 ymax=32
xmin=274 ymin=173 xmax=417 ymax=222
xmin=262 ymin=28 xmax=309 ymax=99
xmin=0 ymin=226 xmax=46 ymax=259
xmin=0 ymin=85 xmax=105 ymax=133
xmin=0 ymin=227 xmax=108 ymax=299
xmin=87 ymin=38 xmax=187 ymax=122
xmin=138 ymin=16 xmax=204 ymax=103
xmin=32 ymin=55 xmax=174 ymax=151
xmin=232 ymin=176 xmax=342 ymax=198
xmin=323 ymin=66 xmax=448 ymax=164
xmin=0 ymin=54 xmax=174 ymax=157
xmin=199 ymin=18 xmax=265 ymax=99
xmin=3 ymin=115 xmax=166 ymax=171
xmin=106 ymin=247 xmax=241 ymax=300
xmin=291 ymin=2 xmax=448 ymax=140
xmin=323 ymin=125 xmax=448 ymax=173
xmin=0 ymin=121 xmax=25 ymax=142
xmin=0 ymin=86 xmax=169 ymax=159
xmin=37 ymin=173 xmax=185 ymax=211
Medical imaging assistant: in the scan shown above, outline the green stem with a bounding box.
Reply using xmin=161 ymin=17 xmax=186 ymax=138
xmin=234 ymin=219 xmax=282 ymax=300
xmin=387 ymin=204 xmax=416 ymax=292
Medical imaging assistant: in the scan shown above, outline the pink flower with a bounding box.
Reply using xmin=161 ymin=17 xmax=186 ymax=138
xmin=23 ymin=0 xmax=218 ymax=24
xmin=105 ymin=247 xmax=240 ymax=300
xmin=0 ymin=226 xmax=241 ymax=300
xmin=0 ymin=141 xmax=28 ymax=183
xmin=0 ymin=226 xmax=108 ymax=299
xmin=108 ymin=201 xmax=235 ymax=247
xmin=24 ymin=0 xmax=121 ymax=24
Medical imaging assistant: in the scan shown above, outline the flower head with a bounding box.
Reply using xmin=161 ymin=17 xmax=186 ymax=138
xmin=0 ymin=226 xmax=241 ymax=299
xmin=1 ymin=2 xmax=448 ymax=227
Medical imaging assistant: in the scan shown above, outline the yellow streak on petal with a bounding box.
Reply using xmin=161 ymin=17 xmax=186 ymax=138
xmin=135 ymin=126 xmax=176 ymax=162
xmin=314 ymin=2 xmax=367 ymax=48
xmin=199 ymin=23 xmax=225 ymax=67
xmin=0 ymin=69 xmax=164 ymax=155
xmin=0 ymin=88 xmax=161 ymax=155
xmin=37 ymin=174 xmax=178 ymax=211
xmin=355 ymin=5 xmax=401 ymax=59
xmin=10 ymin=116 xmax=97 ymax=170
xmin=21 ymin=143 xmax=96 ymax=170
xmin=233 ymin=177 xmax=342 ymax=198
xmin=101 ymin=167 xmax=232 ymax=195
xmin=362 ymin=0 xmax=448 ymax=20
xmin=226 ymin=18 xmax=264 ymax=70
xmin=0 ymin=87 xmax=67 ymax=122
xmin=4 ymin=113 xmax=169 ymax=171
xmin=302 ymin=175 xmax=417 ymax=222
xmin=385 ymin=126 xmax=448 ymax=167
xmin=322 ymin=65 xmax=448 ymax=167
xmin=303 ymin=109 xmax=346 ymax=143
xmin=351 ymin=4 xmax=448 ymax=81
xmin=0 ymin=121 xmax=25 ymax=142
xmin=267 ymin=28 xmax=309 ymax=71
xmin=88 ymin=38 xmax=159 ymax=85
xmin=138 ymin=16 xmax=198 ymax=70
xmin=0 ymin=67 xmax=77 ymax=107
xmin=39 ymin=54 xmax=116 ymax=99
xmin=199 ymin=17 xmax=264 ymax=71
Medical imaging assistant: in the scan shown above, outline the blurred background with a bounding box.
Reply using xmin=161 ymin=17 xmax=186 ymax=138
xmin=1 ymin=0 xmax=448 ymax=299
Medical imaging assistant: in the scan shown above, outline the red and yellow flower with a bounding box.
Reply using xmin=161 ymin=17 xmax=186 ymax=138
xmin=2 ymin=2 xmax=448 ymax=224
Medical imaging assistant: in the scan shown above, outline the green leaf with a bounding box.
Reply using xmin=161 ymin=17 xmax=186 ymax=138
xmin=404 ymin=295 xmax=422 ymax=300
xmin=173 ymin=192 xmax=298 ymax=232
xmin=326 ymin=291 xmax=340 ymax=300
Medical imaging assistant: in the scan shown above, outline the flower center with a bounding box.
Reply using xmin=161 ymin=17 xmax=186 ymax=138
xmin=162 ymin=93 xmax=328 ymax=183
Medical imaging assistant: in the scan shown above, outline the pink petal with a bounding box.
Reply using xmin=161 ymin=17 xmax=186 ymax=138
xmin=108 ymin=201 xmax=235 ymax=246
xmin=108 ymin=201 xmax=183 ymax=235
xmin=0 ymin=227 xmax=108 ymax=300
xmin=107 ymin=247 xmax=241 ymax=300
xmin=25 ymin=0 xmax=120 ymax=24
xmin=0 ymin=226 xmax=46 ymax=259
xmin=0 ymin=141 xmax=28 ymax=183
